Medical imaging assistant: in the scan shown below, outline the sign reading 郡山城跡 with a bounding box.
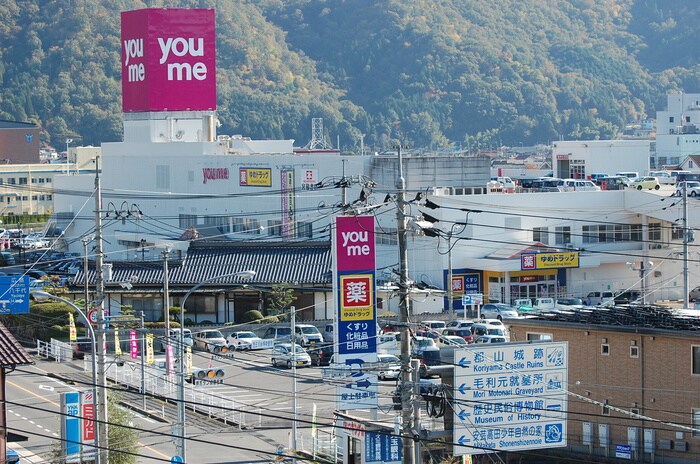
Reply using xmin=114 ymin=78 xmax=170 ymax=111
xmin=521 ymin=252 xmax=579 ymax=270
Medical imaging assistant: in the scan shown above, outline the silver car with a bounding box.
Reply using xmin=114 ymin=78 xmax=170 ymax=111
xmin=480 ymin=303 xmax=519 ymax=320
xmin=271 ymin=343 xmax=311 ymax=368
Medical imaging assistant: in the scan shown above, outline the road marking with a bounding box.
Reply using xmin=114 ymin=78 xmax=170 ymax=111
xmin=38 ymin=384 xmax=55 ymax=391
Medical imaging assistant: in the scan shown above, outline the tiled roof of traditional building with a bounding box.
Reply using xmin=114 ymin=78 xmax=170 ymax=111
xmin=76 ymin=240 xmax=332 ymax=289
xmin=0 ymin=323 xmax=34 ymax=368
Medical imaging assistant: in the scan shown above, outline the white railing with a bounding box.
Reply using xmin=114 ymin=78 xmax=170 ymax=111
xmin=36 ymin=338 xmax=72 ymax=362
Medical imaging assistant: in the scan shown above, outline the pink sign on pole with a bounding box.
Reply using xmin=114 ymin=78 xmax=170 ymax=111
xmin=130 ymin=329 xmax=138 ymax=359
xmin=335 ymin=216 xmax=376 ymax=272
xmin=121 ymin=8 xmax=216 ymax=112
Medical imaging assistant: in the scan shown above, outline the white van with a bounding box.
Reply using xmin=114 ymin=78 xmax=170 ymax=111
xmin=558 ymin=179 xmax=601 ymax=192
xmin=586 ymin=291 xmax=614 ymax=306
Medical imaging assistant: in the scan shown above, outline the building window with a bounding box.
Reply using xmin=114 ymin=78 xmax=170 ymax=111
xmin=670 ymin=117 xmax=674 ymax=123
xmin=582 ymin=225 xmax=597 ymax=244
xmin=267 ymin=219 xmax=282 ymax=237
xmin=45 ymin=178 xmax=52 ymax=183
xmin=31 ymin=178 xmax=37 ymax=184
xmin=377 ymin=227 xmax=398 ymax=245
xmin=692 ymin=346 xmax=700 ymax=375
xmin=7 ymin=178 xmax=15 ymax=185
xmin=693 ymin=410 xmax=700 ymax=437
xmin=630 ymin=346 xmax=639 ymax=358
xmin=38 ymin=178 xmax=45 ymax=184
xmin=18 ymin=177 xmax=27 ymax=185
xmin=31 ymin=195 xmax=37 ymax=201
xmin=554 ymin=226 xmax=571 ymax=245
xmin=533 ymin=227 xmax=549 ymax=244
xmin=179 ymin=214 xmax=197 ymax=230
xmin=156 ymin=165 xmax=170 ymax=189
xmin=602 ymin=399 xmax=610 ymax=416
xmin=296 ymin=221 xmax=312 ymax=238
xmin=649 ymin=223 xmax=661 ymax=242
xmin=601 ymin=344 xmax=610 ymax=355
xmin=46 ymin=195 xmax=52 ymax=201
xmin=526 ymin=332 xmax=552 ymax=341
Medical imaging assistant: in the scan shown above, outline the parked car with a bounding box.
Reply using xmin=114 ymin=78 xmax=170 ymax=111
xmin=586 ymin=291 xmax=615 ymax=306
xmin=72 ymin=336 xmax=93 ymax=360
xmin=470 ymin=320 xmax=509 ymax=341
xmin=0 ymin=252 xmax=16 ymax=266
xmin=262 ymin=326 xmax=292 ymax=343
xmin=596 ymin=176 xmax=628 ymax=190
xmin=613 ymin=290 xmax=643 ymax=305
xmin=440 ymin=335 xmax=469 ymax=347
xmin=377 ymin=331 xmax=401 ymax=355
xmin=589 ymin=173 xmax=609 ymax=183
xmin=421 ymin=320 xmax=446 ymax=333
xmin=442 ymin=327 xmax=475 ymax=343
xmin=271 ymin=343 xmax=311 ymax=368
xmin=193 ymin=329 xmax=229 ymax=353
xmin=616 ymin=171 xmax=640 ymax=181
xmin=417 ymin=345 xmax=442 ymax=378
xmin=376 ymin=353 xmax=401 ymax=380
xmin=308 ymin=342 xmax=334 ymax=366
xmin=649 ymin=171 xmax=675 ymax=184
xmin=557 ymin=179 xmax=601 ymax=192
xmin=674 ymin=181 xmax=700 ymax=197
xmin=227 ymin=331 xmax=264 ymax=350
xmin=322 ymin=323 xmax=334 ymax=342
xmin=474 ymin=335 xmax=507 ymax=344
xmin=294 ymin=324 xmax=324 ymax=347
xmin=690 ymin=285 xmax=700 ymax=302
xmin=556 ymin=298 xmax=585 ymax=308
xmin=162 ymin=328 xmax=193 ymax=351
xmin=411 ymin=336 xmax=437 ymax=357
xmin=480 ymin=303 xmax=519 ymax=320
xmin=629 ymin=176 xmax=660 ymax=190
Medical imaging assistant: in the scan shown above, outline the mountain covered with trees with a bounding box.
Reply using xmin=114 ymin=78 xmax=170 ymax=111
xmin=1 ymin=0 xmax=699 ymax=152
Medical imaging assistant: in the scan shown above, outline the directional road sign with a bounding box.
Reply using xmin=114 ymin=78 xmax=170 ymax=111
xmin=453 ymin=342 xmax=568 ymax=455
xmin=0 ymin=276 xmax=29 ymax=314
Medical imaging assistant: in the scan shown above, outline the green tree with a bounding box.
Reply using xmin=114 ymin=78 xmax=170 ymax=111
xmin=265 ymin=283 xmax=297 ymax=320
xmin=107 ymin=394 xmax=139 ymax=464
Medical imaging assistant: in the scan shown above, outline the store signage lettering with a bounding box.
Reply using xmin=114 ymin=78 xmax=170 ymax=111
xmin=202 ymin=167 xmax=229 ymax=184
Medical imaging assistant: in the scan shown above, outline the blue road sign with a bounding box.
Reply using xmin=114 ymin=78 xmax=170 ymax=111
xmin=170 ymin=456 xmax=184 ymax=463
xmin=0 ymin=276 xmax=29 ymax=314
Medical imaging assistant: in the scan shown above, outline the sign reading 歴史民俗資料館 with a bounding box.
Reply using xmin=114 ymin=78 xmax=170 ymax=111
xmin=332 ymin=216 xmax=378 ymax=410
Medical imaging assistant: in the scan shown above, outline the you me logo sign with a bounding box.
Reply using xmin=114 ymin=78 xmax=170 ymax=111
xmin=333 ymin=216 xmax=377 ymax=356
xmin=121 ymin=8 xmax=216 ymax=112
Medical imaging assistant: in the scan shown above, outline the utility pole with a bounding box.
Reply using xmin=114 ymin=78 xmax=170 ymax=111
xmin=290 ymin=305 xmax=297 ymax=464
xmin=394 ymin=144 xmax=416 ymax=463
xmin=683 ymin=181 xmax=690 ymax=308
xmin=94 ymin=156 xmax=107 ymax=464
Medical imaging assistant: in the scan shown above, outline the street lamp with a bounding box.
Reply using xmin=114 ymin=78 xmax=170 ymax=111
xmin=176 ymin=269 xmax=256 ymax=462
xmin=65 ymin=138 xmax=73 ymax=175
xmin=32 ymin=290 xmax=100 ymax=464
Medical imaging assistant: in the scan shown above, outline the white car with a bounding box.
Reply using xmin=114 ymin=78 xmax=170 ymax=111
xmin=376 ymin=353 xmax=401 ymax=380
xmin=227 ymin=331 xmax=264 ymax=350
xmin=271 ymin=343 xmax=311 ymax=368
xmin=675 ymin=181 xmax=700 ymax=197
xmin=440 ymin=335 xmax=469 ymax=347
xmin=193 ymin=329 xmax=229 ymax=353
xmin=475 ymin=335 xmax=507 ymax=344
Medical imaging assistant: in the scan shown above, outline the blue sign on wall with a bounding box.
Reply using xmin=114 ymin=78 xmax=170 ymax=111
xmin=64 ymin=391 xmax=81 ymax=457
xmin=0 ymin=276 xmax=29 ymax=314
xmin=365 ymin=432 xmax=402 ymax=463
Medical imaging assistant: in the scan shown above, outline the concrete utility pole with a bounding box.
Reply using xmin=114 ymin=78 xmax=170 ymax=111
xmin=683 ymin=181 xmax=690 ymax=308
xmin=94 ymin=156 xmax=108 ymax=464
xmin=394 ymin=144 xmax=416 ymax=463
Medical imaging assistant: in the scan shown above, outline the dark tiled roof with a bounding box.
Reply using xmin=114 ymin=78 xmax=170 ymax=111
xmin=76 ymin=240 xmax=332 ymax=289
xmin=0 ymin=323 xmax=34 ymax=368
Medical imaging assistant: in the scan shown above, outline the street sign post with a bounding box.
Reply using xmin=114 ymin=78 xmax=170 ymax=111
xmin=453 ymin=342 xmax=568 ymax=455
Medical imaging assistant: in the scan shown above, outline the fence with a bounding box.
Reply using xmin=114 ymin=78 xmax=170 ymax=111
xmin=36 ymin=338 xmax=72 ymax=362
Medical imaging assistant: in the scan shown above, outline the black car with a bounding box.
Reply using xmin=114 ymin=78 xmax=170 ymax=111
xmin=308 ymin=343 xmax=334 ymax=366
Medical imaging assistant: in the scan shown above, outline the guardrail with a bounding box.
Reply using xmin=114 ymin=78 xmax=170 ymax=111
xmin=36 ymin=338 xmax=72 ymax=362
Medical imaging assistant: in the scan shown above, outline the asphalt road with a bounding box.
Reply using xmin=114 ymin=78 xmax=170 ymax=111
xmin=5 ymin=348 xmax=403 ymax=463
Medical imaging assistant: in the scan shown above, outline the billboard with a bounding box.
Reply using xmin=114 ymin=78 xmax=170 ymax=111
xmin=332 ymin=216 xmax=378 ymax=410
xmin=121 ymin=8 xmax=216 ymax=112
xmin=521 ymin=252 xmax=579 ymax=270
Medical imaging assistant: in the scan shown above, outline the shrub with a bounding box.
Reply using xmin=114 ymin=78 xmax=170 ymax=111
xmin=241 ymin=310 xmax=264 ymax=323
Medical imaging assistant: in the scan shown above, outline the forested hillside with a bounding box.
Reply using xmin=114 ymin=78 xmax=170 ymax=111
xmin=0 ymin=0 xmax=698 ymax=152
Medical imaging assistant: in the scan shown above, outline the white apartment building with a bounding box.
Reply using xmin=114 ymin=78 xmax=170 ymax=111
xmin=655 ymin=92 xmax=700 ymax=168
